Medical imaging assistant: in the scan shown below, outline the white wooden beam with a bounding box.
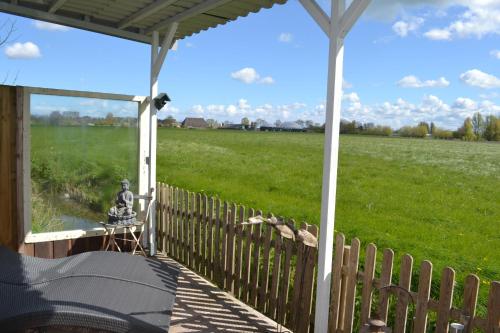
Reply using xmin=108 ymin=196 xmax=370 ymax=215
xmin=48 ymin=0 xmax=67 ymax=14
xmin=145 ymin=0 xmax=233 ymax=34
xmin=152 ymin=22 xmax=178 ymax=78
xmin=314 ymin=0 xmax=345 ymax=332
xmin=0 ymin=2 xmax=151 ymax=44
xmin=147 ymin=31 xmax=160 ymax=256
xmin=338 ymin=0 xmax=371 ymax=38
xmin=298 ymin=0 xmax=330 ymax=37
xmin=118 ymin=0 xmax=178 ymax=29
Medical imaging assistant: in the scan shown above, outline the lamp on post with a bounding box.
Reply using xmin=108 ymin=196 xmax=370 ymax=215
xmin=153 ymin=93 xmax=170 ymax=110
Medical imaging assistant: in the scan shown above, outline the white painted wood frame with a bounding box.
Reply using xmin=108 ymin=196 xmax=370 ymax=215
xmin=146 ymin=24 xmax=178 ymax=256
xmin=299 ymin=0 xmax=371 ymax=331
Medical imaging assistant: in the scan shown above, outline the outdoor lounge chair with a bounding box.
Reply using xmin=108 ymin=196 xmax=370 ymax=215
xmin=0 ymin=246 xmax=179 ymax=333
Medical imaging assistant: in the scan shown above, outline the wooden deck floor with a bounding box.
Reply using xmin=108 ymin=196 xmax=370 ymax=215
xmin=155 ymin=255 xmax=290 ymax=333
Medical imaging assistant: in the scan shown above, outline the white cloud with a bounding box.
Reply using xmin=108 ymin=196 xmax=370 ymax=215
xmin=230 ymin=67 xmax=274 ymax=85
xmin=343 ymin=80 xmax=353 ymax=89
xmin=343 ymin=92 xmax=361 ymax=103
xmin=34 ymin=20 xmax=70 ymax=31
xmin=278 ymin=33 xmax=293 ymax=43
xmin=453 ymin=97 xmax=476 ymax=110
xmin=397 ymin=75 xmax=450 ymax=88
xmin=424 ymin=29 xmax=452 ymax=40
xmin=259 ymin=76 xmax=275 ymax=84
xmin=5 ymin=42 xmax=41 ymax=59
xmin=491 ymin=50 xmax=500 ymax=59
xmin=459 ymin=69 xmax=500 ymax=89
xmin=231 ymin=67 xmax=260 ymax=84
xmin=366 ymin=1 xmax=500 ymax=40
xmin=392 ymin=17 xmax=425 ymax=37
xmin=423 ymin=1 xmax=500 ymax=40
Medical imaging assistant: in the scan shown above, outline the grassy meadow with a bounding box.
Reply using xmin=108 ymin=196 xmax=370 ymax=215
xmin=32 ymin=126 xmax=499 ymax=305
xmin=156 ymin=129 xmax=499 ymax=294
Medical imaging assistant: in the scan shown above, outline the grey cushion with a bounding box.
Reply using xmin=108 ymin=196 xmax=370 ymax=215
xmin=0 ymin=247 xmax=178 ymax=333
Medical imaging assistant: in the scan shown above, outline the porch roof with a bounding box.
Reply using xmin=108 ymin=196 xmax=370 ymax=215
xmin=0 ymin=0 xmax=287 ymax=44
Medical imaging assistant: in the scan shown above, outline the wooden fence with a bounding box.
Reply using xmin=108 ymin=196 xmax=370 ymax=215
xmin=329 ymin=234 xmax=499 ymax=333
xmin=156 ymin=183 xmax=318 ymax=332
xmin=156 ymin=183 xmax=499 ymax=333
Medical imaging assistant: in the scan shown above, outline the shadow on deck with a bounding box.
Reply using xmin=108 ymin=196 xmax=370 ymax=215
xmin=155 ymin=254 xmax=290 ymax=333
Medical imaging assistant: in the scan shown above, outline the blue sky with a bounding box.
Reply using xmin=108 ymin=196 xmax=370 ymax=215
xmin=1 ymin=0 xmax=500 ymax=129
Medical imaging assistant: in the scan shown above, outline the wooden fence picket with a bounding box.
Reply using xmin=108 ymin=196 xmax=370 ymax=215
xmin=221 ymin=202 xmax=228 ymax=289
xmin=249 ymin=210 xmax=262 ymax=307
xmin=360 ymin=243 xmax=377 ymax=325
xmin=207 ymin=197 xmax=214 ymax=280
xmin=195 ymin=193 xmax=201 ymax=272
xmin=413 ymin=261 xmax=433 ymax=333
xmin=214 ymin=199 xmax=222 ymax=287
xmin=173 ymin=188 xmax=179 ymax=260
xmin=278 ymin=233 xmax=293 ymax=326
xmin=436 ymin=267 xmax=455 ymax=333
xmin=462 ymin=274 xmax=479 ymax=333
xmin=161 ymin=185 xmax=168 ymax=253
xmin=234 ymin=205 xmax=245 ymax=299
xmin=486 ymin=281 xmax=500 ymax=333
xmin=297 ymin=224 xmax=318 ymax=333
xmin=200 ymin=194 xmax=206 ymax=274
xmin=328 ymin=233 xmax=345 ymax=333
xmin=258 ymin=218 xmax=273 ymax=312
xmin=343 ymin=238 xmax=360 ymax=333
xmin=290 ymin=223 xmax=307 ymax=330
xmin=378 ymin=248 xmax=394 ymax=323
xmin=268 ymin=230 xmax=282 ymax=319
xmin=188 ymin=192 xmax=194 ymax=269
xmin=241 ymin=208 xmax=254 ymax=303
xmin=394 ymin=254 xmax=414 ymax=333
xmin=227 ymin=203 xmax=236 ymax=294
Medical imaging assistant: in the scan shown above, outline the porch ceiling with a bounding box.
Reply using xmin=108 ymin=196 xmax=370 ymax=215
xmin=0 ymin=0 xmax=288 ymax=44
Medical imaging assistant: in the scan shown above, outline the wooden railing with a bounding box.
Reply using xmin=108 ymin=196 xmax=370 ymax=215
xmin=156 ymin=183 xmax=318 ymax=332
xmin=156 ymin=183 xmax=500 ymax=333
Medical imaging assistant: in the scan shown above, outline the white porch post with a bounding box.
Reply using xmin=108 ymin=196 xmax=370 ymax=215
xmin=297 ymin=0 xmax=371 ymax=331
xmin=146 ymin=24 xmax=178 ymax=256
xmin=148 ymin=30 xmax=159 ymax=256
xmin=314 ymin=0 xmax=345 ymax=331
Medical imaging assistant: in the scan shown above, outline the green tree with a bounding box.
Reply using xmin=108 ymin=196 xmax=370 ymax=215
xmin=430 ymin=122 xmax=435 ymax=135
xmin=241 ymin=117 xmax=250 ymax=126
xmin=484 ymin=115 xmax=500 ymax=141
xmin=418 ymin=121 xmax=430 ymax=133
xmin=462 ymin=117 xmax=476 ymax=141
xmin=206 ymin=119 xmax=219 ymax=129
xmin=471 ymin=112 xmax=485 ymax=139
xmin=49 ymin=111 xmax=62 ymax=126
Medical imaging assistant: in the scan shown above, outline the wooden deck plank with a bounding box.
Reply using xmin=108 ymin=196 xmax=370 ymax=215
xmin=157 ymin=254 xmax=288 ymax=333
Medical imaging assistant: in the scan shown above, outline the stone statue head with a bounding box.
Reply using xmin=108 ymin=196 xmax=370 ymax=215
xmin=121 ymin=179 xmax=130 ymax=191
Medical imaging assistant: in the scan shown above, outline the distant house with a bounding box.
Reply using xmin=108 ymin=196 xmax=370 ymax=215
xmin=182 ymin=117 xmax=209 ymax=129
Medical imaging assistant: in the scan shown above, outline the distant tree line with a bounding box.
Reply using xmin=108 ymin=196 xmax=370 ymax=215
xmin=396 ymin=112 xmax=500 ymax=141
xmin=340 ymin=120 xmax=392 ymax=136
xmin=158 ymin=112 xmax=500 ymax=142
xmin=31 ymin=111 xmax=137 ymax=127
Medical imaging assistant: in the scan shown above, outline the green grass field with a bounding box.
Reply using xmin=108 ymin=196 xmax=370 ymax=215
xmin=32 ymin=126 xmax=499 ymax=303
xmin=156 ymin=129 xmax=499 ymax=289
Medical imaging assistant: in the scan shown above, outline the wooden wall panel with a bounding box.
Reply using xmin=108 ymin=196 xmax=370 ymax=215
xmin=0 ymin=85 xmax=18 ymax=251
